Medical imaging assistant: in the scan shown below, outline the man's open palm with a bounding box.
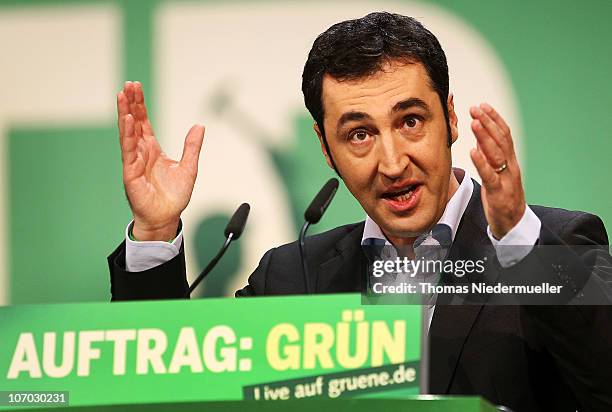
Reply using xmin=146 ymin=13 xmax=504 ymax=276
xmin=117 ymin=81 xmax=204 ymax=241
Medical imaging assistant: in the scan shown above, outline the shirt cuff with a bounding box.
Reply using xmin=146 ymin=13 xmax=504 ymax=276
xmin=124 ymin=220 xmax=184 ymax=272
xmin=487 ymin=206 xmax=541 ymax=268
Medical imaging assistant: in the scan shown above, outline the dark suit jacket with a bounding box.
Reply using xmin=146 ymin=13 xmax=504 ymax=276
xmin=109 ymin=182 xmax=612 ymax=411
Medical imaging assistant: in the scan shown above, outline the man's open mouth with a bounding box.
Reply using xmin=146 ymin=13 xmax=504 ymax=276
xmin=381 ymin=184 xmax=420 ymax=201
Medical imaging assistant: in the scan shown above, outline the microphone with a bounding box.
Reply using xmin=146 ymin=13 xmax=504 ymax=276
xmin=299 ymin=178 xmax=339 ymax=294
xmin=189 ymin=203 xmax=250 ymax=295
xmin=224 ymin=203 xmax=250 ymax=240
xmin=304 ymin=178 xmax=339 ymax=224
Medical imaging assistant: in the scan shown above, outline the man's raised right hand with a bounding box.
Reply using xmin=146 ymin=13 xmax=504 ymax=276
xmin=117 ymin=81 xmax=205 ymax=241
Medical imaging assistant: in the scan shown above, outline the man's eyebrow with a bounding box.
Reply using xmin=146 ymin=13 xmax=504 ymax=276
xmin=335 ymin=98 xmax=430 ymax=130
xmin=336 ymin=111 xmax=372 ymax=130
xmin=391 ymin=97 xmax=430 ymax=113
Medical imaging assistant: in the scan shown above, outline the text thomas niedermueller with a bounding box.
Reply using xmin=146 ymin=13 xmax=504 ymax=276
xmin=372 ymin=282 xmax=563 ymax=295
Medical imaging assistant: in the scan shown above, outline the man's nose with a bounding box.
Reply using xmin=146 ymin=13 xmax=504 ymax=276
xmin=377 ymin=134 xmax=410 ymax=180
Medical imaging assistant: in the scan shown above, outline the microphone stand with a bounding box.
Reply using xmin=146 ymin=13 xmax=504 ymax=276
xmin=298 ymin=221 xmax=312 ymax=294
xmin=298 ymin=178 xmax=339 ymax=295
xmin=189 ymin=233 xmax=234 ymax=295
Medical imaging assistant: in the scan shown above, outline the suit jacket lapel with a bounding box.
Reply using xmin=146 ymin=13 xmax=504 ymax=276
xmin=428 ymin=180 xmax=492 ymax=394
xmin=315 ymin=222 xmax=366 ymax=293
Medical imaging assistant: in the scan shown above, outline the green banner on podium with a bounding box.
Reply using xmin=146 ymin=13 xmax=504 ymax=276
xmin=1 ymin=294 xmax=423 ymax=409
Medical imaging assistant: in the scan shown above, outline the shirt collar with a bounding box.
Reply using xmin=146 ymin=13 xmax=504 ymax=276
xmin=361 ymin=168 xmax=474 ymax=245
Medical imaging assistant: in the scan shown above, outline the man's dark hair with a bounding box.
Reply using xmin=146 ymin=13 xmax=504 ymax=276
xmin=302 ymin=12 xmax=451 ymax=173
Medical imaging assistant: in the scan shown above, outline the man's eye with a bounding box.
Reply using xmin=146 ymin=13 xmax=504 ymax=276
xmin=348 ymin=130 xmax=370 ymax=142
xmin=403 ymin=116 xmax=420 ymax=128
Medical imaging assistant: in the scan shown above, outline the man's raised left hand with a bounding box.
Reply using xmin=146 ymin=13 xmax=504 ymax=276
xmin=469 ymin=103 xmax=526 ymax=240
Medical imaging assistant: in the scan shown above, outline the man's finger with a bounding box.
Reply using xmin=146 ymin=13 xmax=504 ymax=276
xmin=470 ymin=148 xmax=500 ymax=190
xmin=471 ymin=106 xmax=510 ymax=154
xmin=180 ymin=124 xmax=205 ymax=173
xmin=471 ymin=118 xmax=507 ymax=169
xmin=133 ymin=82 xmax=149 ymax=121
xmin=122 ymin=114 xmax=137 ymax=165
xmin=124 ymin=81 xmax=140 ymax=139
xmin=134 ymin=81 xmax=145 ymax=103
xmin=137 ymin=137 xmax=149 ymax=167
xmin=480 ymin=103 xmax=511 ymax=139
xmin=481 ymin=104 xmax=517 ymax=158
xmin=133 ymin=82 xmax=154 ymax=136
xmin=479 ymin=104 xmax=515 ymax=156
xmin=124 ymin=81 xmax=135 ymax=105
xmin=134 ymin=121 xmax=143 ymax=139
xmin=123 ymin=153 xmax=146 ymax=184
xmin=117 ymin=91 xmax=129 ymax=140
xmin=142 ymin=119 xmax=154 ymax=137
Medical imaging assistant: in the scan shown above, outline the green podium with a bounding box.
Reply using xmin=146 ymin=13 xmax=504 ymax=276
xmin=0 ymin=294 xmax=496 ymax=411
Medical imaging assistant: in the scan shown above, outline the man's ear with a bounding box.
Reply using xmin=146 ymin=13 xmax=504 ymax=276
xmin=447 ymin=93 xmax=459 ymax=145
xmin=314 ymin=123 xmax=334 ymax=170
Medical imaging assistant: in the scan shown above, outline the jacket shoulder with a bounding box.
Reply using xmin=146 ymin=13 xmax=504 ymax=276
xmin=530 ymin=205 xmax=608 ymax=245
xmin=237 ymin=222 xmax=365 ymax=296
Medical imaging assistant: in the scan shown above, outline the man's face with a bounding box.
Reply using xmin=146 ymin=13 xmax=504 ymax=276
xmin=316 ymin=60 xmax=458 ymax=245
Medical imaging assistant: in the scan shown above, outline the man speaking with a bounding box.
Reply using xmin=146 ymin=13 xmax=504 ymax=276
xmin=109 ymin=12 xmax=612 ymax=411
